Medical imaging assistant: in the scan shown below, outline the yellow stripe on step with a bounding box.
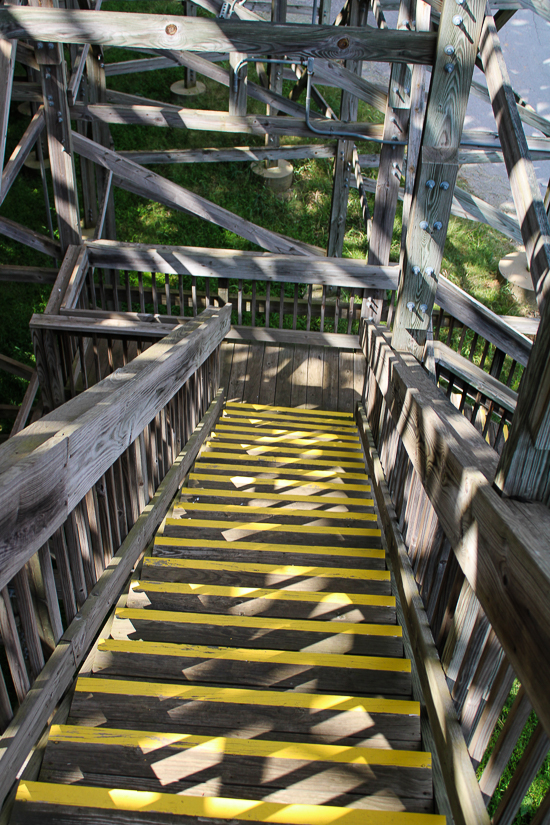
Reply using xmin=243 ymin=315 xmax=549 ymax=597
xmin=216 ymin=424 xmax=361 ymax=441
xmin=220 ymin=417 xmax=357 ymax=434
xmin=97 ymin=638 xmax=411 ymax=672
xmin=164 ymin=517 xmax=381 ymax=536
xmin=199 ymin=453 xmax=364 ymax=468
xmin=132 ymin=580 xmax=395 ymax=607
xmin=144 ymin=556 xmax=391 ymax=581
xmin=179 ymin=488 xmax=374 ymax=507
xmin=225 ymin=403 xmax=354 ymax=418
xmin=221 ymin=413 xmax=357 ymax=430
xmin=74 ymin=677 xmax=419 ymax=716
xmin=49 ymin=725 xmax=428 ymax=768
xmin=189 ymin=473 xmax=372 ymax=492
xmin=173 ymin=503 xmax=377 ymax=521
xmin=153 ymin=537 xmax=383 ymax=558
xmin=115 ymin=607 xmax=402 ymax=638
xmin=212 ymin=434 xmax=361 ymax=449
xmin=205 ymin=442 xmax=363 ymax=459
xmin=16 ymin=782 xmax=444 ymax=824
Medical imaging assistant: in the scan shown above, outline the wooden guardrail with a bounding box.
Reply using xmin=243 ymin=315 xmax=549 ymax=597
xmin=359 ymin=321 xmax=550 ymax=825
xmin=0 ymin=303 xmax=230 ymax=813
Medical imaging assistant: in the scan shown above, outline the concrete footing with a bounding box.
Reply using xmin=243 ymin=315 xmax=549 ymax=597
xmin=251 ymin=159 xmax=293 ymax=193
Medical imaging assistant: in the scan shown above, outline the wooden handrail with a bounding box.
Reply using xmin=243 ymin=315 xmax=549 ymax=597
xmin=0 ymin=305 xmax=231 ymax=592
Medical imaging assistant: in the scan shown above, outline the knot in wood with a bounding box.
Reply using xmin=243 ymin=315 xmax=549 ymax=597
xmin=165 ymin=23 xmax=178 ymax=35
xmin=337 ymin=37 xmax=349 ymax=49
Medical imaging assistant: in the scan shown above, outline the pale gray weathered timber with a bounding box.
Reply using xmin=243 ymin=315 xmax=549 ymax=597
xmin=357 ymin=405 xmax=490 ymax=825
xmin=118 ymin=143 xmax=337 ymax=165
xmin=0 ymin=215 xmax=61 ymax=259
xmin=85 ymin=241 xmax=397 ymax=286
xmin=225 ymin=325 xmax=360 ymax=350
xmin=0 ymin=388 xmax=224 ymax=813
xmin=0 ymin=107 xmax=45 ymax=207
xmin=0 ymin=8 xmax=436 ymax=64
xmin=0 ymin=266 xmax=57 ymax=284
xmin=73 ymin=132 xmax=322 ymax=257
xmin=363 ymin=322 xmax=550 ymax=745
xmin=433 ymin=341 xmax=517 ymax=414
xmin=0 ymin=306 xmax=230 ymax=592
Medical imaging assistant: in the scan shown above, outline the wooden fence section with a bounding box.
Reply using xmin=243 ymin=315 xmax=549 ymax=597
xmin=360 ymin=320 xmax=550 ymax=825
xmin=0 ymin=305 xmax=230 ymax=812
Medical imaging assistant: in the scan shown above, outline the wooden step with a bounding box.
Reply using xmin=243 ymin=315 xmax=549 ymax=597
xmin=142 ymin=557 xmax=392 ymax=595
xmin=219 ymin=415 xmax=358 ymax=434
xmin=38 ymin=725 xmax=433 ymax=810
xmin=110 ymin=607 xmax=404 ymax=656
xmin=225 ymin=403 xmax=356 ymax=418
xmin=92 ymin=639 xmax=412 ymax=695
xmin=210 ymin=432 xmax=363 ymax=449
xmin=206 ymin=439 xmax=364 ymax=458
xmin=126 ymin=580 xmax=397 ymax=623
xmin=151 ymin=538 xmax=386 ymax=568
xmin=188 ymin=471 xmax=373 ymax=495
xmin=12 ymin=781 xmax=446 ymax=824
xmin=69 ymin=677 xmax=421 ymax=748
xmin=215 ymin=423 xmax=362 ymax=442
xmin=191 ymin=463 xmax=371 ymax=484
xmin=198 ymin=451 xmax=366 ymax=470
xmin=177 ymin=487 xmax=375 ymax=509
xmin=171 ymin=503 xmax=377 ymax=521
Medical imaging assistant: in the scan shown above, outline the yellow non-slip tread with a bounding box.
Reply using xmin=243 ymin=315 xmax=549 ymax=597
xmin=144 ymin=557 xmax=391 ymax=581
xmin=172 ymin=503 xmax=377 ymax=521
xmin=164 ymin=517 xmax=381 ymax=536
xmin=97 ymin=638 xmax=411 ymax=673
xmin=15 ymin=781 xmax=445 ymax=824
xmin=48 ymin=725 xmax=429 ymax=768
xmin=179 ymin=487 xmax=374 ymax=507
xmin=200 ymin=453 xmax=365 ymax=469
xmin=205 ymin=442 xmax=364 ymax=460
xmin=225 ymin=403 xmax=354 ymax=418
xmin=219 ymin=417 xmax=358 ymax=435
xmin=189 ymin=472 xmax=372 ymax=492
xmin=114 ymin=607 xmax=402 ymax=638
xmin=212 ymin=433 xmax=362 ymax=449
xmin=220 ymin=413 xmax=357 ymax=430
xmin=193 ymin=464 xmax=370 ymax=481
xmin=74 ymin=676 xmax=419 ymax=716
xmin=131 ymin=581 xmax=395 ymax=608
xmin=153 ymin=537 xmax=384 ymax=559
xmin=216 ymin=424 xmax=361 ymax=441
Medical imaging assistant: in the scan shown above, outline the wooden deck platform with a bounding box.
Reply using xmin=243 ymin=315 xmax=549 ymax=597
xmin=221 ymin=337 xmax=366 ymax=412
xmin=10 ymin=404 xmax=444 ymax=825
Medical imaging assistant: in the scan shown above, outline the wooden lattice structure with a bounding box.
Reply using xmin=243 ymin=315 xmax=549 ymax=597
xmin=0 ymin=0 xmax=550 ymax=822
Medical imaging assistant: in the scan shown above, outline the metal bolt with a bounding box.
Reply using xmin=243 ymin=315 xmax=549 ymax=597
xmin=392 ymin=161 xmax=399 ymax=168
xmin=452 ymin=14 xmax=463 ymax=25
xmin=45 ymin=69 xmax=51 ymax=79
xmin=440 ymin=181 xmax=450 ymax=190
xmin=444 ymin=44 xmax=455 ymax=55
xmin=36 ymin=41 xmax=43 ymax=49
xmin=412 ymin=266 xmax=421 ymax=276
xmin=407 ymin=302 xmax=416 ymax=312
xmin=426 ymin=179 xmax=436 ymax=190
xmin=393 ymin=86 xmax=400 ymax=94
xmin=57 ymin=112 xmax=63 ymax=123
xmin=47 ymin=95 xmax=54 ymax=107
xmin=48 ymin=42 xmax=54 ymax=49
xmin=433 ymin=221 xmax=443 ymax=231
xmin=420 ymin=221 xmax=430 ymax=231
xmin=420 ymin=304 xmax=428 ymax=313
xmin=456 ymin=0 xmax=465 ymax=5
xmin=444 ymin=63 xmax=454 ymax=73
xmin=426 ymin=267 xmax=435 ymax=277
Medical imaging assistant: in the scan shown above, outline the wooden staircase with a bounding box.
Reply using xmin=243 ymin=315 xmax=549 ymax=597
xmin=10 ymin=403 xmax=444 ymax=825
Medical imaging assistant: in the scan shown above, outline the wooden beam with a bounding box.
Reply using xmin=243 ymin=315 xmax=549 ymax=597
xmin=0 ymin=107 xmax=45 ymax=207
xmin=391 ymin=0 xmax=487 ymax=356
xmin=86 ymin=240 xmax=399 ymax=288
xmin=72 ymin=132 xmax=323 ymax=256
xmin=0 ymin=354 xmax=34 ymax=381
xmin=363 ymin=321 xmax=550 ymax=744
xmin=0 ymin=31 xmax=17 ymax=190
xmin=0 ymin=388 xmax=224 ymax=813
xmin=226 ymin=325 xmax=360 ymax=349
xmin=0 ymin=306 xmax=230 ymax=593
xmin=357 ymin=404 xmax=490 ymax=825
xmin=70 ymin=102 xmax=386 ymax=141
xmin=478 ymin=13 xmax=550 ymax=502
xmin=0 ymin=265 xmax=57 ymax=283
xmin=0 ymin=9 xmax=437 ymax=64
xmin=9 ymin=373 xmax=40 ymax=438
xmin=118 ymin=143 xmax=337 ymax=165
xmin=0 ymin=215 xmax=61 ymax=259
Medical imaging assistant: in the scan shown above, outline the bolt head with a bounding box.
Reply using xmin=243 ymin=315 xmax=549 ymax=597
xmin=444 ymin=63 xmax=454 ymax=73
xmin=420 ymin=304 xmax=428 ymax=313
xmin=426 ymin=179 xmax=436 ymax=189
xmin=444 ymin=44 xmax=455 ymax=55
xmin=440 ymin=181 xmax=450 ymax=190
xmin=407 ymin=302 xmax=416 ymax=312
xmin=36 ymin=41 xmax=43 ymax=49
xmin=433 ymin=221 xmax=443 ymax=231
xmin=412 ymin=266 xmax=421 ymax=276
xmin=420 ymin=221 xmax=430 ymax=231
xmin=452 ymin=13 xmax=463 ymax=25
xmin=426 ymin=267 xmax=435 ymax=277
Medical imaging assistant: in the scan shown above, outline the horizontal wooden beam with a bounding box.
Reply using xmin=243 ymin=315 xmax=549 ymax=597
xmin=0 ymin=388 xmax=224 ymax=813
xmin=73 ymin=133 xmax=323 ymax=257
xmin=363 ymin=322 xmax=550 ymax=743
xmin=32 ymin=312 xmax=180 ymax=340
xmin=0 ymin=354 xmax=34 ymax=380
xmin=433 ymin=340 xmax=517 ymax=414
xmin=71 ymin=102 xmax=386 ymax=141
xmin=225 ymin=325 xmax=360 ymax=350
xmin=0 ymin=305 xmax=230 ymax=592
xmin=0 ymin=9 xmax=437 ymax=64
xmin=0 ymin=215 xmax=61 ymax=259
xmin=118 ymin=143 xmax=338 ymax=165
xmin=0 ymin=265 xmax=57 ymax=284
xmin=0 ymin=107 xmax=44 ymax=206
xmin=85 ymin=240 xmax=399 ymax=288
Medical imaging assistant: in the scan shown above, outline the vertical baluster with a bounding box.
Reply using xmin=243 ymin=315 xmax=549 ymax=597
xmin=138 ymin=272 xmax=145 ymax=313
xmin=279 ymin=284 xmax=285 ymax=329
xmin=178 ymin=273 xmax=184 ymax=316
xmin=12 ymin=567 xmax=45 ymax=680
xmin=192 ymin=277 xmax=197 ymax=317
xmin=0 ymin=588 xmax=30 ymax=701
xmin=320 ymin=285 xmax=326 ymax=332
xmin=265 ymin=282 xmax=271 ymax=328
xmin=238 ymin=279 xmax=243 ymax=325
xmin=165 ymin=273 xmax=172 ymax=316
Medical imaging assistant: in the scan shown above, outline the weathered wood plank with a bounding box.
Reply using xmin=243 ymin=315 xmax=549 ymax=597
xmin=118 ymin=143 xmax=337 ymax=165
xmin=0 ymin=107 xmax=45 ymax=207
xmin=0 ymin=9 xmax=436 ymax=64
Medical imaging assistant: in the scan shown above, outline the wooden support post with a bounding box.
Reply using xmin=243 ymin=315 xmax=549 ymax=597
xmin=31 ymin=8 xmax=81 ymax=254
xmin=478 ymin=13 xmax=550 ymax=503
xmin=327 ymin=0 xmax=368 ymax=257
xmin=184 ymin=0 xmax=197 ymax=89
xmin=229 ymin=52 xmax=247 ymax=116
xmin=391 ymin=0 xmax=486 ymax=357
xmin=265 ymin=0 xmax=287 ymax=165
xmin=0 ymin=31 xmax=17 ymax=197
xmin=363 ymin=0 xmax=413 ymax=322
xmin=318 ymin=0 xmax=331 ymax=25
